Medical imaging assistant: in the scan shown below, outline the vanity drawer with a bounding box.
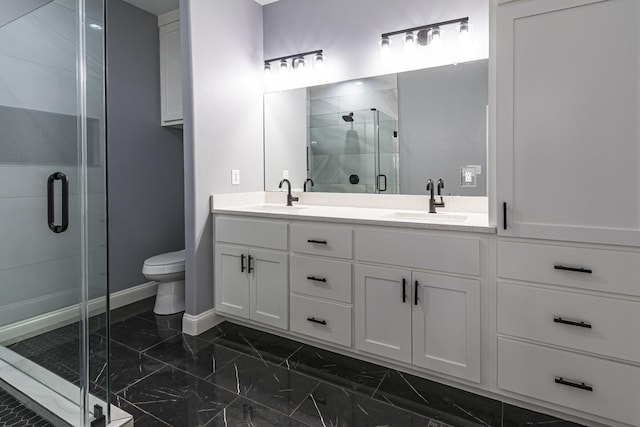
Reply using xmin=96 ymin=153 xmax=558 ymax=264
xmin=291 ymin=223 xmax=352 ymax=259
xmin=498 ymin=241 xmax=640 ymax=296
xmin=215 ymin=216 xmax=288 ymax=250
xmin=498 ymin=338 xmax=640 ymax=426
xmin=498 ymin=282 xmax=640 ymax=363
xmin=290 ymin=255 xmax=352 ymax=303
xmin=290 ymin=294 xmax=351 ymax=347
xmin=356 ymin=228 xmax=480 ymax=276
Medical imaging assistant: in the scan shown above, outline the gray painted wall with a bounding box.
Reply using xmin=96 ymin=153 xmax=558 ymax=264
xmin=398 ymin=60 xmax=488 ymax=196
xmin=107 ymin=0 xmax=184 ymax=293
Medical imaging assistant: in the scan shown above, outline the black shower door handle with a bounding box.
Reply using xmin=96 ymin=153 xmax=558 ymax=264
xmin=47 ymin=172 xmax=69 ymax=233
xmin=378 ymin=174 xmax=387 ymax=192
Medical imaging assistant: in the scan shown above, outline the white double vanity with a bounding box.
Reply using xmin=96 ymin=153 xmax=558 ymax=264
xmin=202 ymin=0 xmax=640 ymax=426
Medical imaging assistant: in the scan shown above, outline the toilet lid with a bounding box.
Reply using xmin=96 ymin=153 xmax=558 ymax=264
xmin=143 ymin=249 xmax=185 ymax=274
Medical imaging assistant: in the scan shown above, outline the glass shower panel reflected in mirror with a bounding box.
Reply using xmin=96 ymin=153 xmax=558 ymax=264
xmin=0 ymin=0 xmax=108 ymax=425
xmin=306 ymin=76 xmax=399 ymax=194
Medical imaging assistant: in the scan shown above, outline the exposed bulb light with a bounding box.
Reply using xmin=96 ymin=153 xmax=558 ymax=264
xmin=279 ymin=59 xmax=288 ymax=75
xmin=314 ymin=52 xmax=324 ymax=70
xmin=404 ymin=31 xmax=417 ymax=58
xmin=429 ymin=27 xmax=442 ymax=48
xmin=380 ymin=35 xmax=391 ymax=62
xmin=293 ymin=56 xmax=305 ymax=70
xmin=378 ymin=17 xmax=468 ymax=63
xmin=264 ymin=50 xmax=324 ymax=79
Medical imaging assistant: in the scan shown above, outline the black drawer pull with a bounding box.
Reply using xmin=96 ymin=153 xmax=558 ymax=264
xmin=554 ymin=377 xmax=593 ymax=392
xmin=402 ymin=278 xmax=407 ymax=303
xmin=554 ymin=265 xmax=592 ymax=274
xmin=307 ymin=317 xmax=327 ymax=325
xmin=247 ymin=255 xmax=254 ymax=273
xmin=307 ymin=239 xmax=328 ymax=245
xmin=414 ymin=280 xmax=419 ymax=306
xmin=307 ymin=276 xmax=327 ymax=283
xmin=240 ymin=254 xmax=246 ymax=273
xmin=554 ymin=317 xmax=592 ymax=329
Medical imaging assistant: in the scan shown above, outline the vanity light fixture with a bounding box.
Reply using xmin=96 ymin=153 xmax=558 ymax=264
xmin=380 ymin=16 xmax=469 ymax=56
xmin=264 ymin=49 xmax=324 ymax=75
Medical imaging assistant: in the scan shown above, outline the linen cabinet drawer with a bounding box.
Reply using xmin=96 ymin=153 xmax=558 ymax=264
xmin=356 ymin=228 xmax=480 ymax=276
xmin=498 ymin=241 xmax=640 ymax=296
xmin=290 ymin=294 xmax=351 ymax=347
xmin=291 ymin=223 xmax=352 ymax=259
xmin=498 ymin=338 xmax=640 ymax=426
xmin=290 ymin=255 xmax=352 ymax=303
xmin=215 ymin=216 xmax=288 ymax=250
xmin=498 ymin=283 xmax=640 ymax=363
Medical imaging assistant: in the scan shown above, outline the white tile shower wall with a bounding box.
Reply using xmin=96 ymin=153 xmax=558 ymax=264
xmin=0 ymin=165 xmax=106 ymax=326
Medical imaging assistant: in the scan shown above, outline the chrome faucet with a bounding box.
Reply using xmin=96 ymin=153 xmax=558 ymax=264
xmin=426 ymin=179 xmax=437 ymax=213
xmin=304 ymin=178 xmax=314 ymax=192
xmin=279 ymin=179 xmax=299 ymax=206
xmin=435 ymin=178 xmax=445 ymax=208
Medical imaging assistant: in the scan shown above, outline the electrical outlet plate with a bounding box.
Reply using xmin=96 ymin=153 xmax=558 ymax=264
xmin=231 ymin=169 xmax=240 ymax=185
xmin=460 ymin=166 xmax=477 ymax=187
xmin=282 ymin=170 xmax=289 ymax=179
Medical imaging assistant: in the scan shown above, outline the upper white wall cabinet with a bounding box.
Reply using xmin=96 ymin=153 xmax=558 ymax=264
xmin=497 ymin=0 xmax=640 ymax=246
xmin=159 ymin=9 xmax=183 ymax=127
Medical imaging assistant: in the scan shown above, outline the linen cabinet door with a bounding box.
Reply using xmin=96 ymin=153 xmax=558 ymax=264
xmin=249 ymin=249 xmax=289 ymax=330
xmin=497 ymin=0 xmax=640 ymax=245
xmin=412 ymin=272 xmax=480 ymax=382
xmin=214 ymin=244 xmax=250 ymax=318
xmin=355 ymin=265 xmax=412 ymax=363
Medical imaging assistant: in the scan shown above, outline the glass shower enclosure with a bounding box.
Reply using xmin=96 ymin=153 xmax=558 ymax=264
xmin=0 ymin=0 xmax=111 ymax=425
xmin=308 ymin=108 xmax=399 ymax=194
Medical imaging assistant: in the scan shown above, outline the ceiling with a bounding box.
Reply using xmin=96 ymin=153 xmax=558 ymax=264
xmin=122 ymin=0 xmax=280 ymax=16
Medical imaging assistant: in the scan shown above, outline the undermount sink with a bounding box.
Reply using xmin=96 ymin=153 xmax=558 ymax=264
xmin=384 ymin=211 xmax=468 ymax=222
xmin=245 ymin=204 xmax=307 ymax=212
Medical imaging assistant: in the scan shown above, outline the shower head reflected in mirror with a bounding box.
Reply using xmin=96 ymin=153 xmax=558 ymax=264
xmin=342 ymin=112 xmax=354 ymax=122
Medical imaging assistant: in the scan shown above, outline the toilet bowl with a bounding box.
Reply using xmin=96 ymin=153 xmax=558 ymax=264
xmin=142 ymin=249 xmax=185 ymax=315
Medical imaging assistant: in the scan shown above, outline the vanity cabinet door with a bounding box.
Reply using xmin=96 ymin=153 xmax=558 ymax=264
xmin=249 ymin=249 xmax=289 ymax=330
xmin=214 ymin=244 xmax=250 ymax=319
xmin=355 ymin=265 xmax=412 ymax=363
xmin=497 ymin=0 xmax=640 ymax=246
xmin=412 ymin=272 xmax=480 ymax=383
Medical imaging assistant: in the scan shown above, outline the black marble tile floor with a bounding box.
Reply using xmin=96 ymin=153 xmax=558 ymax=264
xmin=7 ymin=297 xmax=586 ymax=426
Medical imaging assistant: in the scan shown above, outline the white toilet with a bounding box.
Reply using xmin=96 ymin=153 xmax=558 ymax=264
xmin=142 ymin=249 xmax=185 ymax=315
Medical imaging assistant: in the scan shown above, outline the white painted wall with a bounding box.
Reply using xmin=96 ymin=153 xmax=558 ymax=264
xmin=263 ymin=0 xmax=489 ymax=92
xmin=180 ymin=0 xmax=263 ymax=315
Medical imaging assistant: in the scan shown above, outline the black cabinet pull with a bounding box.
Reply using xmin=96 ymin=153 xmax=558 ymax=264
xmin=554 ymin=377 xmax=593 ymax=392
xmin=402 ymin=278 xmax=407 ymax=303
xmin=554 ymin=265 xmax=592 ymax=274
xmin=554 ymin=317 xmax=592 ymax=329
xmin=307 ymin=276 xmax=327 ymax=283
xmin=307 ymin=239 xmax=327 ymax=245
xmin=307 ymin=317 xmax=327 ymax=325
xmin=503 ymin=202 xmax=507 ymax=230
xmin=240 ymin=254 xmax=246 ymax=273
xmin=247 ymin=255 xmax=253 ymax=273
xmin=414 ymin=281 xmax=419 ymax=306
xmin=47 ymin=172 xmax=69 ymax=234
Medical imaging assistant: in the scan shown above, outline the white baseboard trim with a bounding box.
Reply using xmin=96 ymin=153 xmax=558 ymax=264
xmin=0 ymin=282 xmax=157 ymax=344
xmin=110 ymin=281 xmax=158 ymax=310
xmin=182 ymin=309 xmax=224 ymax=336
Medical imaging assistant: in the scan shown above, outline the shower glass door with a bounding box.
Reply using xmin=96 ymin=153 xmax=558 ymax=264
xmin=0 ymin=0 xmax=108 ymax=425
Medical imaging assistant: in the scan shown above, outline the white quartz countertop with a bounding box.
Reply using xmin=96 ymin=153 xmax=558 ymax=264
xmin=211 ymin=203 xmax=495 ymax=234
